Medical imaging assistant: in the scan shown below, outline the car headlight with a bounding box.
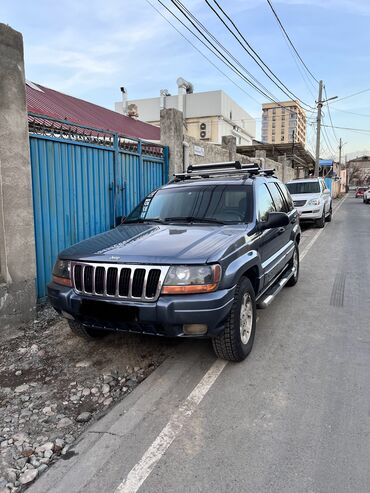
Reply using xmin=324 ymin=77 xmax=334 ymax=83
xmin=307 ymin=198 xmax=321 ymax=206
xmin=52 ymin=259 xmax=72 ymax=287
xmin=162 ymin=265 xmax=222 ymax=294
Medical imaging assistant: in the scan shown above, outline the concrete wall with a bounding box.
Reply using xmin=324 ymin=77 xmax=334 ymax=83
xmin=0 ymin=24 xmax=36 ymax=332
xmin=184 ymin=135 xmax=252 ymax=166
xmin=160 ymin=108 xmax=294 ymax=182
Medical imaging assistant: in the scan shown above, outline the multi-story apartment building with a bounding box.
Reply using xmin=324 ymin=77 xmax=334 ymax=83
xmin=261 ymin=101 xmax=306 ymax=145
xmin=115 ymin=82 xmax=256 ymax=146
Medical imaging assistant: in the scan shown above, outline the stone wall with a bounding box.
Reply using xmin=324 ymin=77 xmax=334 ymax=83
xmin=185 ymin=135 xmax=252 ymax=167
xmin=160 ymin=108 xmax=295 ymax=182
xmin=0 ymin=24 xmax=36 ymax=333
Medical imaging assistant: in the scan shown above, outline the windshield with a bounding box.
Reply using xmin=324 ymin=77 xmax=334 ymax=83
xmin=286 ymin=181 xmax=321 ymax=194
xmin=125 ymin=185 xmax=253 ymax=224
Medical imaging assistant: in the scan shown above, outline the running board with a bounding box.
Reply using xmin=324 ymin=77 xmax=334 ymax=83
xmin=257 ymin=268 xmax=294 ymax=309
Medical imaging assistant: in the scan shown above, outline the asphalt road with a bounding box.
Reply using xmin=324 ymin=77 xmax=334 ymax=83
xmin=30 ymin=195 xmax=370 ymax=493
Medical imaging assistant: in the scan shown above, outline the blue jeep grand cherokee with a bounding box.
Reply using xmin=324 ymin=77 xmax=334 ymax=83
xmin=49 ymin=162 xmax=300 ymax=362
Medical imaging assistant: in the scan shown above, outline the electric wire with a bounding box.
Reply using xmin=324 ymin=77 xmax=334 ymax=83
xmin=204 ymin=0 xmax=314 ymax=109
xmin=155 ymin=0 xmax=294 ymax=105
xmin=160 ymin=0 xmax=314 ymax=118
xmin=323 ymin=86 xmax=339 ymax=144
xmin=265 ymin=0 xmax=319 ymax=84
xmin=144 ymin=0 xmax=262 ymax=104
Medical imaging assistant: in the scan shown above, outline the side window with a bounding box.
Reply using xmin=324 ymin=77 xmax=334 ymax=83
xmin=267 ymin=183 xmax=285 ymax=212
xmin=257 ymin=184 xmax=276 ymax=221
xmin=320 ymin=180 xmax=326 ymax=192
xmin=276 ymin=183 xmax=294 ymax=211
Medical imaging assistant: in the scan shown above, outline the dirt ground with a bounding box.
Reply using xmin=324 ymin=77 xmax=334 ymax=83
xmin=0 ymin=305 xmax=173 ymax=492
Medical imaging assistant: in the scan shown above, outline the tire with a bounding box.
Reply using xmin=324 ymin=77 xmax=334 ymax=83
xmin=286 ymin=244 xmax=299 ymax=287
xmin=315 ymin=210 xmax=325 ymax=228
xmin=68 ymin=320 xmax=107 ymax=340
xmin=325 ymin=206 xmax=332 ymax=222
xmin=212 ymin=277 xmax=256 ymax=362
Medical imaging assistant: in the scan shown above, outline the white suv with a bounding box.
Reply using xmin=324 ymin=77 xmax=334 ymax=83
xmin=363 ymin=188 xmax=370 ymax=204
xmin=286 ymin=178 xmax=332 ymax=228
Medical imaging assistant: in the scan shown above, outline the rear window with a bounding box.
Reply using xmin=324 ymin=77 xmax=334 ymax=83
xmin=286 ymin=181 xmax=321 ymax=194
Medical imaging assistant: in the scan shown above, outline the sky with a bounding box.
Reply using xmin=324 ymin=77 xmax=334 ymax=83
xmin=2 ymin=0 xmax=370 ymax=159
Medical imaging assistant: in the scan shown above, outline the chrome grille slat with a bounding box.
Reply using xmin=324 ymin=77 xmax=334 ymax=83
xmin=72 ymin=262 xmax=169 ymax=302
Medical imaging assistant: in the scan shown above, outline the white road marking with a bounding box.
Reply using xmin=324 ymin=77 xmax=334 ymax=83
xmin=114 ymin=195 xmax=348 ymax=493
xmin=115 ymin=359 xmax=227 ymax=493
xmin=300 ymin=195 xmax=346 ymax=261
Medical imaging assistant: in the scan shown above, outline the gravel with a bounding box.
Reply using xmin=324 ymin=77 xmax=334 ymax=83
xmin=0 ymin=304 xmax=172 ymax=490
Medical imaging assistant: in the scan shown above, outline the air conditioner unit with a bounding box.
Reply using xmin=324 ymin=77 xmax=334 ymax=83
xmin=199 ymin=122 xmax=211 ymax=140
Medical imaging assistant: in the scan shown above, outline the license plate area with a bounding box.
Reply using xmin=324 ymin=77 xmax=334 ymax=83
xmin=80 ymin=299 xmax=138 ymax=323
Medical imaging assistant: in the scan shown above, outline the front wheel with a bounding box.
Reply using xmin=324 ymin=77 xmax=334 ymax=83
xmin=212 ymin=277 xmax=256 ymax=362
xmin=316 ymin=210 xmax=325 ymax=228
xmin=325 ymin=206 xmax=332 ymax=222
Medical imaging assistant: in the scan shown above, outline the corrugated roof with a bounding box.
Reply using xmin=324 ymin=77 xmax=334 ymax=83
xmin=26 ymin=82 xmax=160 ymax=141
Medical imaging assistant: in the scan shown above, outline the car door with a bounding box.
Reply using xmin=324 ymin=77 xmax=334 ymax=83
xmin=320 ymin=179 xmax=331 ymax=213
xmin=265 ymin=182 xmax=295 ymax=281
xmin=255 ymin=183 xmax=282 ymax=288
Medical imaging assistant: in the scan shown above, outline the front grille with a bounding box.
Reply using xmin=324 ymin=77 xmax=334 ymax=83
xmin=72 ymin=262 xmax=168 ymax=302
xmin=293 ymin=200 xmax=306 ymax=207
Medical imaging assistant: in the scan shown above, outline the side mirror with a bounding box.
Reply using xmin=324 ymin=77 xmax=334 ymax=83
xmin=259 ymin=212 xmax=289 ymax=231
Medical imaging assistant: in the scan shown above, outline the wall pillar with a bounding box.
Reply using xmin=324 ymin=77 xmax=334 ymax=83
xmin=0 ymin=23 xmax=36 ymax=333
xmin=160 ymin=108 xmax=184 ymax=176
xmin=221 ymin=135 xmax=236 ymax=161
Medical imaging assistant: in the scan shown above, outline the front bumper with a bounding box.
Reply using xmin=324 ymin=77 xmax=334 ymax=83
xmin=48 ymin=282 xmax=236 ymax=338
xmin=296 ymin=204 xmax=323 ymax=221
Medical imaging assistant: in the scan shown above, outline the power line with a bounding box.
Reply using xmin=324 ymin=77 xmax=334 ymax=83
xmin=331 ymin=107 xmax=370 ymax=118
xmin=144 ymin=0 xmax=262 ymax=104
xmin=323 ymin=86 xmax=339 ymax=144
xmin=331 ymin=88 xmax=370 ymax=104
xmin=309 ymin=122 xmax=370 ymax=135
xmin=153 ymin=0 xmax=279 ymax=104
xmin=155 ymin=0 xmax=310 ymax=115
xmin=204 ymin=0 xmax=314 ymax=109
xmin=169 ymin=0 xmax=285 ymax=104
xmin=156 ymin=0 xmax=289 ymax=104
xmin=265 ymin=0 xmax=319 ymax=84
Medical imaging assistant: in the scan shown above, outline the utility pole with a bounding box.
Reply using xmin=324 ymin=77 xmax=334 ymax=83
xmin=314 ymin=80 xmax=323 ymax=177
xmin=315 ymin=82 xmax=338 ymax=177
xmin=338 ymin=138 xmax=346 ymax=168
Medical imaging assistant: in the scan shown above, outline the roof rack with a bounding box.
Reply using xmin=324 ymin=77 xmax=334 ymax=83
xmin=173 ymin=161 xmax=276 ymax=181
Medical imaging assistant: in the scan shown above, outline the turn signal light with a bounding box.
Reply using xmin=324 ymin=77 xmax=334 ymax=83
xmin=161 ymin=283 xmax=218 ymax=294
xmin=52 ymin=275 xmax=72 ymax=287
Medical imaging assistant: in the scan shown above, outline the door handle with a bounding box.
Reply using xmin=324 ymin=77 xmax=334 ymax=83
xmin=278 ymin=227 xmax=285 ymax=234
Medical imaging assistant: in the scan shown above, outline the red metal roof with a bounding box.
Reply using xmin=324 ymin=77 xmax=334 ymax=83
xmin=26 ymin=82 xmax=160 ymax=141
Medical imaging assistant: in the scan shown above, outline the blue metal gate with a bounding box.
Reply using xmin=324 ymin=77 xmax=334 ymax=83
xmin=29 ymin=114 xmax=169 ymax=298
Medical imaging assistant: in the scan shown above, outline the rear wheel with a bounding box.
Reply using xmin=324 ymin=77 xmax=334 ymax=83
xmin=316 ymin=210 xmax=325 ymax=228
xmin=212 ymin=277 xmax=256 ymax=362
xmin=286 ymin=244 xmax=299 ymax=287
xmin=68 ymin=320 xmax=107 ymax=340
xmin=325 ymin=206 xmax=332 ymax=222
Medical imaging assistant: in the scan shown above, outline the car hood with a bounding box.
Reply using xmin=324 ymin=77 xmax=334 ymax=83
xmin=59 ymin=223 xmax=250 ymax=264
xmin=290 ymin=193 xmax=321 ymax=202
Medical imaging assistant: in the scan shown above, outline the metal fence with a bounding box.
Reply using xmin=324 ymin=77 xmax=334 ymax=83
xmin=28 ymin=113 xmax=169 ymax=298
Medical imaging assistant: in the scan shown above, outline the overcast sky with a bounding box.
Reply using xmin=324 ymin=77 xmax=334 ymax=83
xmin=2 ymin=0 xmax=370 ymax=158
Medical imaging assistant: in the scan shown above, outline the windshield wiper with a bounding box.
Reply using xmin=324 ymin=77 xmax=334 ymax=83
xmin=164 ymin=216 xmax=226 ymax=225
xmin=124 ymin=217 xmax=167 ymax=225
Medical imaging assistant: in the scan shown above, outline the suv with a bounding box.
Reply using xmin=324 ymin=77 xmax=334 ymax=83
xmin=49 ymin=162 xmax=300 ymax=362
xmin=363 ymin=188 xmax=370 ymax=204
xmin=286 ymin=178 xmax=332 ymax=227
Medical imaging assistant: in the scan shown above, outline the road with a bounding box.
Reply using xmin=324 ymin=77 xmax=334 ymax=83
xmin=30 ymin=196 xmax=370 ymax=493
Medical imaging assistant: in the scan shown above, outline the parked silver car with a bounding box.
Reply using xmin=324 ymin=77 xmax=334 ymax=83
xmin=286 ymin=178 xmax=332 ymax=228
